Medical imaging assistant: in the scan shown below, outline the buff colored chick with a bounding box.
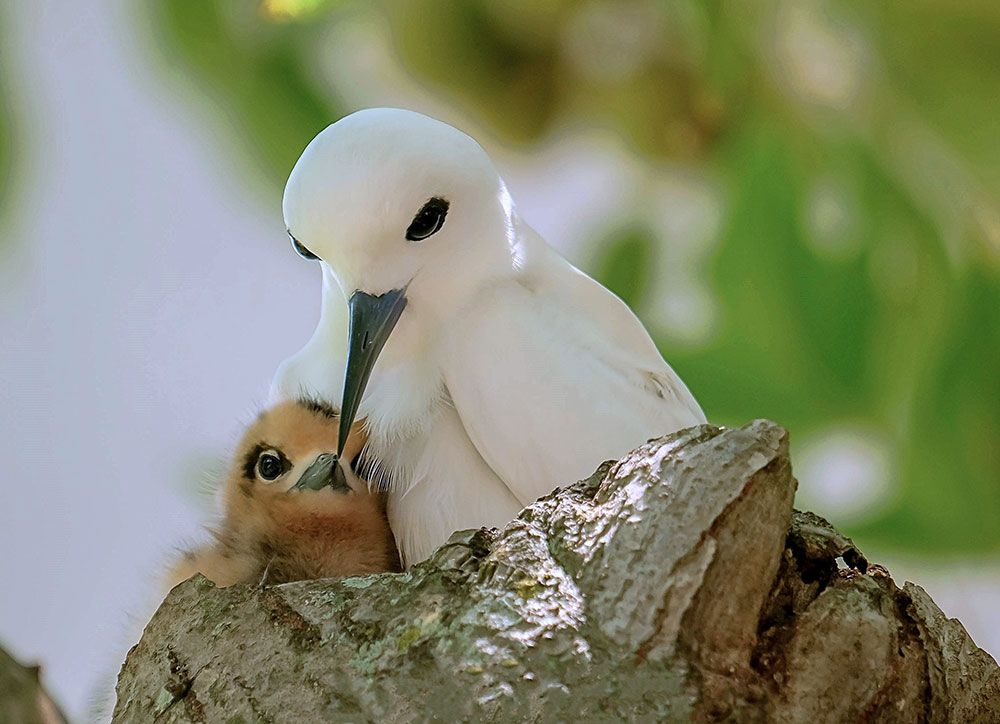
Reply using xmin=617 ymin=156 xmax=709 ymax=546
xmin=166 ymin=398 xmax=399 ymax=589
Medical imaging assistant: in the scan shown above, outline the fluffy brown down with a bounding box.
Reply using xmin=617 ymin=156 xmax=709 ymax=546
xmin=166 ymin=399 xmax=400 ymax=589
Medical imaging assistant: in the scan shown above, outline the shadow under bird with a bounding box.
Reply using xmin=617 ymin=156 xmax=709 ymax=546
xmin=272 ymin=108 xmax=706 ymax=566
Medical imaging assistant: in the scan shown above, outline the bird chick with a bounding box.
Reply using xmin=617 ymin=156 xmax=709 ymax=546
xmin=166 ymin=399 xmax=400 ymax=589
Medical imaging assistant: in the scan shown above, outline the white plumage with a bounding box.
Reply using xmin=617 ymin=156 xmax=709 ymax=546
xmin=273 ymin=108 xmax=706 ymax=565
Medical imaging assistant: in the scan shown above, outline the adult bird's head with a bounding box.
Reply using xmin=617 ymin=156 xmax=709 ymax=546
xmin=282 ymin=108 xmax=519 ymax=455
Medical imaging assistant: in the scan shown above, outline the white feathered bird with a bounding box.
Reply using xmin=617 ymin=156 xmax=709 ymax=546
xmin=273 ymin=108 xmax=706 ymax=566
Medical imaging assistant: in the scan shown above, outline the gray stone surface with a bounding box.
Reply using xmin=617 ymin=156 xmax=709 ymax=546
xmin=113 ymin=421 xmax=1000 ymax=722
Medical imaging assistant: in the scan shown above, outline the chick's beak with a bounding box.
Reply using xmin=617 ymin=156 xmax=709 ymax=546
xmin=290 ymin=453 xmax=350 ymax=492
xmin=338 ymin=288 xmax=407 ymax=455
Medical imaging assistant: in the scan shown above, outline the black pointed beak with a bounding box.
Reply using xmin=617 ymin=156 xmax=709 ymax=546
xmin=338 ymin=288 xmax=407 ymax=455
xmin=337 ymin=289 xmax=406 ymax=455
xmin=290 ymin=453 xmax=350 ymax=492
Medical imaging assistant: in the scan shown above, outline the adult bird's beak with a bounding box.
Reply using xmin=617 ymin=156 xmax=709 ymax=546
xmin=290 ymin=453 xmax=350 ymax=492
xmin=338 ymin=288 xmax=407 ymax=456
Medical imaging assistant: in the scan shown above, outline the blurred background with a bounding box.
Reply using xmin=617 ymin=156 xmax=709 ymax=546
xmin=0 ymin=0 xmax=997 ymax=720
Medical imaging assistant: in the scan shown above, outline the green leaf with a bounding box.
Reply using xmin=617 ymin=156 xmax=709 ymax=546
xmin=593 ymin=226 xmax=655 ymax=311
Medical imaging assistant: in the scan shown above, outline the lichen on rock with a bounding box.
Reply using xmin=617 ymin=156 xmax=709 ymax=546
xmin=113 ymin=421 xmax=1000 ymax=722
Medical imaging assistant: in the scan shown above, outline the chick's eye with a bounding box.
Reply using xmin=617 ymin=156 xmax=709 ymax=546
xmin=289 ymin=232 xmax=319 ymax=260
xmin=256 ymin=452 xmax=285 ymax=481
xmin=405 ymin=197 xmax=449 ymax=242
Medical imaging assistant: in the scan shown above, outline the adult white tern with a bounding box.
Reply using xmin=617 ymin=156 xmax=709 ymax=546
xmin=273 ymin=108 xmax=706 ymax=565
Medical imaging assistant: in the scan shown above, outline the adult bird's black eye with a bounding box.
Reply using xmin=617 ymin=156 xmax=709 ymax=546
xmin=256 ymin=452 xmax=284 ymax=481
xmin=405 ymin=197 xmax=449 ymax=241
xmin=289 ymin=232 xmax=319 ymax=260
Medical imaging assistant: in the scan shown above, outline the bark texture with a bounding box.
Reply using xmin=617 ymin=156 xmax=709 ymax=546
xmin=114 ymin=421 xmax=1000 ymax=722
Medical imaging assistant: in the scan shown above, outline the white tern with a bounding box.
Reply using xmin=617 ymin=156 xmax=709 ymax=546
xmin=273 ymin=108 xmax=707 ymax=565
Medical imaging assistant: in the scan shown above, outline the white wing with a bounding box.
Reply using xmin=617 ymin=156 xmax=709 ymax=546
xmin=269 ymin=265 xmax=349 ymax=405
xmin=443 ymin=226 xmax=706 ymax=507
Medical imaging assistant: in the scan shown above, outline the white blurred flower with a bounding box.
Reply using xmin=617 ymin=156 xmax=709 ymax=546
xmin=643 ymin=167 xmax=723 ymax=346
xmin=804 ymin=176 xmax=861 ymax=261
xmin=795 ymin=425 xmax=895 ymax=523
xmin=768 ymin=2 xmax=869 ymax=114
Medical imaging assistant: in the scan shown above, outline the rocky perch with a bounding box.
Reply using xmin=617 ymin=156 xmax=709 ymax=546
xmin=113 ymin=421 xmax=1000 ymax=722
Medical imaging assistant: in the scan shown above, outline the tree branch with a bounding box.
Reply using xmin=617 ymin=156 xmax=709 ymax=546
xmin=114 ymin=421 xmax=1000 ymax=722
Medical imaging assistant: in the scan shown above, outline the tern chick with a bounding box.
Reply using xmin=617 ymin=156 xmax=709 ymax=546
xmin=166 ymin=399 xmax=400 ymax=589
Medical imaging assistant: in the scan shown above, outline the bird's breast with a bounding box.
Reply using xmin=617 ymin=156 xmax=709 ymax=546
xmin=359 ymin=356 xmax=445 ymax=450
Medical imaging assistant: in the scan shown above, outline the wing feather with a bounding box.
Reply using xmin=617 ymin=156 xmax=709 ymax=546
xmin=443 ymin=231 xmax=705 ymax=506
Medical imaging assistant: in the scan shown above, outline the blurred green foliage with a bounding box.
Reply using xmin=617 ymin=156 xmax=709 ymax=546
xmin=145 ymin=1 xmax=346 ymax=186
xmin=0 ymin=6 xmax=19 ymax=227
xmin=145 ymin=0 xmax=999 ymax=554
